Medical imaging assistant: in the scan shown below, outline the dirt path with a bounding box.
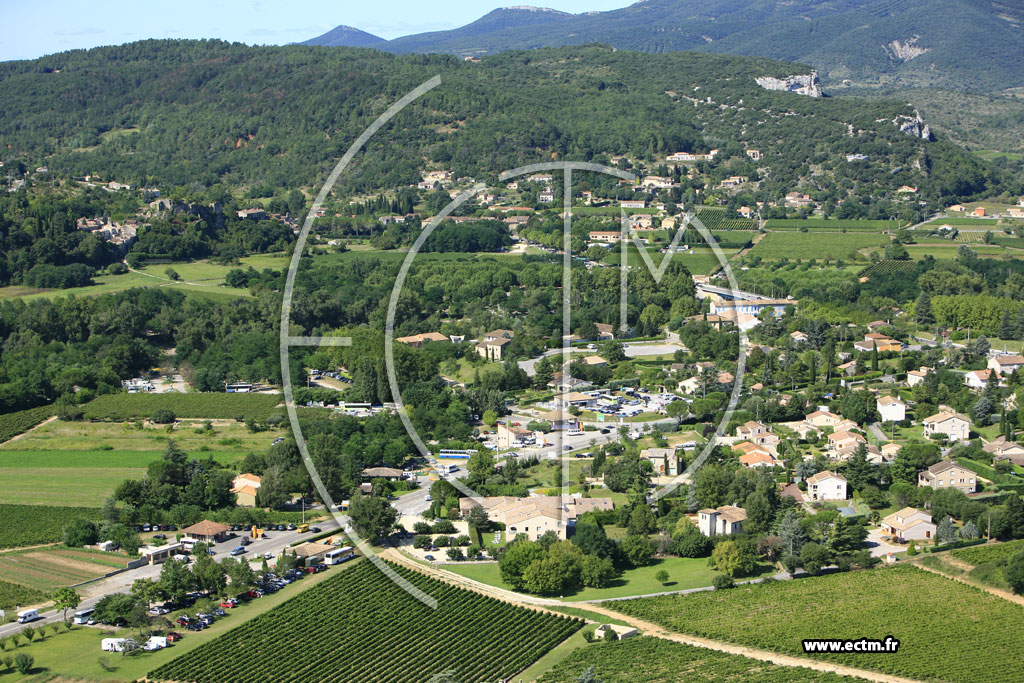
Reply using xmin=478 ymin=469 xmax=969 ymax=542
xmin=382 ymin=549 xmax=921 ymax=683
xmin=733 ymin=230 xmax=766 ymax=259
xmin=912 ymin=560 xmax=1024 ymax=607
xmin=0 ymin=414 xmax=57 ymax=448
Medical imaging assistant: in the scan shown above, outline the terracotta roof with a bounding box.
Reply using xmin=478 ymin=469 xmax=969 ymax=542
xmin=923 ymin=410 xmax=969 ymax=424
xmin=806 ymin=470 xmax=846 ymax=485
xmin=878 ymin=395 xmax=905 ymax=406
xmin=182 ymin=520 xmax=230 ymax=537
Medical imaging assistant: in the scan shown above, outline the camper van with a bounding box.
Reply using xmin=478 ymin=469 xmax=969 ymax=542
xmin=16 ymin=609 xmax=40 ymax=623
xmin=101 ymin=638 xmax=136 ymax=652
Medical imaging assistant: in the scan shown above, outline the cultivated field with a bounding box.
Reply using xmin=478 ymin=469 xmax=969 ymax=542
xmin=0 ymin=467 xmax=143 ymax=507
xmin=749 ymin=232 xmax=889 ymax=260
xmin=81 ymin=392 xmax=282 ymax=421
xmin=613 ymin=565 xmax=1024 ymax=683
xmin=0 ymin=547 xmax=127 ymax=593
xmin=600 ymin=245 xmax=725 ymax=274
xmin=0 ymin=504 xmax=105 ymax=548
xmin=539 ymin=636 xmax=867 ymax=683
xmin=148 ymin=560 xmax=582 ymax=683
xmin=951 ymin=539 xmax=1024 ymax=566
xmin=764 ymin=218 xmax=898 ymax=231
xmin=0 ymin=579 xmax=46 ymax=610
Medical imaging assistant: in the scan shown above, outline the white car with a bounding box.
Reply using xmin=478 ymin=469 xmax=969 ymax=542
xmin=263 ymin=552 xmax=274 ymax=560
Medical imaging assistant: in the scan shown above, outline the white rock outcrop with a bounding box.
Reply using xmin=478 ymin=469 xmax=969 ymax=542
xmin=754 ymin=71 xmax=823 ymax=97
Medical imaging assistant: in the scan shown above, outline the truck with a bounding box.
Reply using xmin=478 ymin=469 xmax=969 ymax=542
xmin=16 ymin=609 xmax=39 ymax=623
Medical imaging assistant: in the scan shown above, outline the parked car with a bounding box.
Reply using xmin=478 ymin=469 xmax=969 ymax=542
xmin=287 ymin=523 xmax=296 ymax=530
xmin=230 ymin=546 xmax=246 ymax=556
xmin=153 ymin=533 xmax=166 ymax=540
xmin=424 ymin=554 xmax=435 ymax=561
xmin=220 ymin=599 xmax=238 ymax=608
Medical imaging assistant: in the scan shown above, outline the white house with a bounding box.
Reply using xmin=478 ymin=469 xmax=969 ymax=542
xmin=906 ymin=366 xmax=932 ymax=387
xmin=697 ymin=505 xmax=746 ymax=537
xmin=805 ymin=471 xmax=848 ymax=501
xmin=988 ymin=354 xmax=1024 ymax=377
xmin=964 ymin=369 xmax=992 ymax=390
xmin=876 ymin=395 xmax=906 ymax=423
xmin=880 ymin=508 xmax=936 ymax=543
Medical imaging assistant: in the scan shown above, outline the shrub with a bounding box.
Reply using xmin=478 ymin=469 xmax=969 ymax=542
xmin=14 ymin=653 xmax=33 ymax=675
xmin=712 ymin=574 xmax=735 ymax=590
xmin=151 ymin=409 xmax=176 ymax=424
xmin=907 ymin=541 xmax=918 ymax=556
xmin=431 ymin=520 xmax=456 ymax=534
xmin=453 ymin=534 xmax=471 ymax=546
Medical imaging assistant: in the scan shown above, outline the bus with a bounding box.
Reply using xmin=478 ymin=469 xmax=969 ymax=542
xmin=437 ymin=448 xmax=475 ymax=459
xmin=325 ymin=546 xmax=354 ymax=565
xmin=73 ymin=608 xmax=95 ymax=625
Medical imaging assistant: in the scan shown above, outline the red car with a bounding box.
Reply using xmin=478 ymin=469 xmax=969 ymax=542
xmin=219 ymin=599 xmax=238 ymax=608
xmin=166 ymin=632 xmax=183 ymax=643
xmin=176 ymin=616 xmax=190 ymax=625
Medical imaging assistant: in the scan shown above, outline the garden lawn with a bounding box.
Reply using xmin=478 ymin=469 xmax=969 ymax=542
xmin=612 ymin=565 xmax=1024 ymax=683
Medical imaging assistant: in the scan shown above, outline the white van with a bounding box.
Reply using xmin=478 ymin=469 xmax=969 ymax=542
xmin=16 ymin=609 xmax=39 ymax=623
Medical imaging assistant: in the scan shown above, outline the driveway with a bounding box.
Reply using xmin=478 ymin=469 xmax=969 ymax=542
xmin=866 ymin=528 xmax=902 ymax=558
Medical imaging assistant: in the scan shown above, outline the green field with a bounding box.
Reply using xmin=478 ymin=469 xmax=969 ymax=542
xmin=148 ymin=560 xmax=582 ymax=683
xmin=0 ymin=467 xmax=144 ymax=507
xmin=538 ymin=636 xmax=868 ymax=683
xmin=0 ymin=253 xmax=285 ymax=303
xmin=749 ymin=232 xmax=889 ymax=260
xmin=613 ymin=565 xmax=1024 ymax=683
xmin=0 ymin=504 xmax=105 ymax=548
xmin=442 ymin=554 xmax=727 ymax=601
xmin=82 ymin=392 xmax=282 ymax=421
xmin=601 ymin=244 xmax=727 ymax=274
xmin=904 ymin=243 xmax=1009 ymax=260
xmin=764 ymin=219 xmax=899 ymax=231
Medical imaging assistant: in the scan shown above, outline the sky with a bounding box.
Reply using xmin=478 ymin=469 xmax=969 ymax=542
xmin=1 ymin=0 xmax=633 ymax=62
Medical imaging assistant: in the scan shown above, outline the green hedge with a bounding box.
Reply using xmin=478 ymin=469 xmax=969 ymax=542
xmin=0 ymin=405 xmax=54 ymax=443
xmin=82 ymin=393 xmax=282 ymax=421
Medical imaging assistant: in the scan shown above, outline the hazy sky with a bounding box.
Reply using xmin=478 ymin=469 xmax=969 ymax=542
xmin=2 ymin=1 xmax=632 ymax=62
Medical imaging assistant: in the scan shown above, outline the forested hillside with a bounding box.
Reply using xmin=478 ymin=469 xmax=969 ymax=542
xmin=362 ymin=0 xmax=1024 ymax=92
xmin=0 ymin=41 xmax=1009 ymax=202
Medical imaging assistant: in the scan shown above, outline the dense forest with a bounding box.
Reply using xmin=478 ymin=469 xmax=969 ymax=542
xmin=0 ymin=41 xmax=1016 ymax=204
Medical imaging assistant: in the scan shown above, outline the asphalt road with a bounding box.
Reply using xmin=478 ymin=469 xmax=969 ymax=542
xmin=0 ymin=518 xmax=342 ymax=637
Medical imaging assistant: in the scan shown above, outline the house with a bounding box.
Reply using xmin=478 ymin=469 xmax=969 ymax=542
xmin=805 ymin=410 xmax=843 ymax=429
xmin=641 ymin=448 xmax=682 ymax=477
xmin=139 ymin=543 xmax=184 ymax=566
xmin=181 ymin=520 xmax=231 ymax=544
xmin=483 ymin=329 xmax=514 ymax=343
xmin=838 ymin=360 xmax=858 ymax=377
xmin=460 ymin=495 xmax=614 ymax=541
xmin=735 ymin=443 xmax=779 ymax=468
xmin=620 ymin=199 xmax=646 ymax=209
xmin=550 ymin=392 xmax=594 ymax=410
xmin=395 ymin=332 xmax=449 ymax=347
xmin=877 ymin=396 xmax=906 ymax=423
xmin=538 ymin=190 xmax=555 ymax=203
xmin=361 ymin=467 xmax=404 ymax=481
xmin=640 ymin=175 xmax=675 ymax=189
xmin=746 ymin=149 xmax=762 ymax=161
xmin=972 ymin=207 xmax=986 ymax=217
xmin=922 ymin=409 xmax=971 ymax=442
xmin=734 ymin=421 xmax=780 ymax=450
xmin=897 ymin=185 xmax=918 ymax=194
xmin=880 ymin=508 xmax=936 ymax=542
xmin=805 ymin=471 xmax=848 ymax=501
xmin=984 ymin=436 xmax=1024 ymax=466
xmin=827 ymin=430 xmax=867 ymax=459
xmin=535 ymin=410 xmax=582 ymax=434
xmin=595 ymin=323 xmax=615 ymax=340
xmin=784 ymin=192 xmax=814 ymax=208
xmin=866 ymin=320 xmax=890 ymax=333
xmin=737 ymin=206 xmax=754 ymax=219
xmin=790 ymin=331 xmax=808 ymax=344
xmin=667 ymin=149 xmax=718 ymax=162
xmin=719 ymin=175 xmax=748 ymax=188
xmin=881 ymin=442 xmax=903 ymax=460
xmin=906 ymin=367 xmax=932 ymax=387
xmin=497 ymin=423 xmax=538 ymax=450
xmin=678 ymin=376 xmax=702 ymax=394
xmin=236 ymin=208 xmax=268 ymax=220
xmin=710 ymin=298 xmax=793 ymax=319
xmin=964 ymin=369 xmax=992 ymax=390
xmin=230 ymin=473 xmax=262 ymax=507
xmin=918 ymin=460 xmax=976 ymax=494
xmin=853 ymin=334 xmax=902 ymax=353
xmin=589 ymin=231 xmax=621 ymax=243
xmin=988 ymin=355 xmax=1024 ymax=377
xmin=547 ymin=372 xmax=592 ymax=392
xmin=291 ymin=542 xmax=335 ymax=565
xmin=698 ymin=505 xmax=747 ymax=537
xmin=476 ymin=337 xmax=511 ymax=360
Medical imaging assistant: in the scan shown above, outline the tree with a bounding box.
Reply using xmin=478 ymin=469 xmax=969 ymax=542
xmin=522 ymin=556 xmax=565 ymax=595
xmin=711 ymin=540 xmax=743 ymax=577
xmin=130 ymin=578 xmax=159 ymax=609
xmin=627 ymin=505 xmax=657 ymax=536
xmin=466 ymin=449 xmax=495 ymax=483
xmin=936 ymin=516 xmax=957 ymax=544
xmin=971 ymin=397 xmax=994 ymax=425
xmin=222 ymin=557 xmax=257 ymax=597
xmin=915 ymin=291 xmax=933 ymax=325
xmin=621 ymin=535 xmax=655 ymax=567
xmin=655 ymin=569 xmax=670 ymax=585
xmin=843 ymin=446 xmax=873 ymax=492
xmin=192 ymin=551 xmax=227 ymax=596
xmin=574 ymin=665 xmax=604 ymax=683
xmin=1005 ymin=549 xmax=1024 ymax=595
xmin=465 ymin=504 xmax=490 ymax=532
xmin=774 ymin=509 xmax=807 ymax=555
xmin=499 ymin=539 xmax=544 ymax=591
xmin=799 ymin=541 xmax=830 ymax=575
xmin=348 ymin=493 xmax=398 ymax=543
xmin=51 ymin=587 xmax=81 ymax=624
xmin=666 ymin=399 xmax=689 ymax=425
xmin=14 ymin=654 xmax=33 ymax=676
xmin=481 ymin=409 xmax=498 ymax=427
xmin=572 ymin=523 xmax=615 ymax=559
xmin=157 ymin=553 xmax=194 ymax=604
xmin=744 ymin=490 xmax=773 ymax=534
xmin=579 ymin=554 xmax=616 ymax=588
xmin=63 ymin=518 xmax=99 ymax=547
xmin=959 ymin=520 xmax=979 ymax=540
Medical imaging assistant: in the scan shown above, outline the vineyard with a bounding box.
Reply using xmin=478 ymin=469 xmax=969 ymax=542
xmin=0 ymin=579 xmax=46 ymax=610
xmin=749 ymin=232 xmax=889 ymax=260
xmin=539 ymin=636 xmax=866 ymax=683
xmin=82 ymin=393 xmax=282 ymax=421
xmin=856 ymin=260 xmax=918 ymax=278
xmin=695 ymin=209 xmax=755 ymax=231
xmin=612 ymin=565 xmax=1024 ymax=683
xmin=0 ymin=405 xmax=53 ymax=443
xmin=952 ymin=540 xmax=1024 ymax=566
xmin=0 ymin=504 xmax=105 ymax=548
xmin=764 ymin=218 xmax=897 ymax=231
xmin=149 ymin=560 xmax=582 ymax=683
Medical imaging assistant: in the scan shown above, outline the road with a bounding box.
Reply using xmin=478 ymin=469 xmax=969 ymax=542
xmin=0 ymin=518 xmax=341 ymax=637
xmin=517 ymin=340 xmax=685 ymax=375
